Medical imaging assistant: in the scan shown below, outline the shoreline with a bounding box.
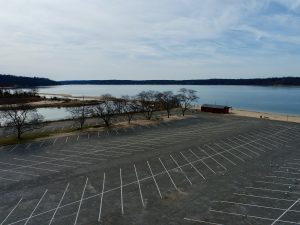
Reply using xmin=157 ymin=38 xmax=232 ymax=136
xmin=230 ymin=108 xmax=300 ymax=123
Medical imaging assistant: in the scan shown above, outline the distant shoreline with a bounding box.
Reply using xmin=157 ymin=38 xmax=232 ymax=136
xmin=59 ymin=77 xmax=300 ymax=86
xmin=1 ymin=74 xmax=300 ymax=87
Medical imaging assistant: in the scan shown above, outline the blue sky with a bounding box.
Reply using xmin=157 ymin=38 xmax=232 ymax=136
xmin=0 ymin=0 xmax=300 ymax=80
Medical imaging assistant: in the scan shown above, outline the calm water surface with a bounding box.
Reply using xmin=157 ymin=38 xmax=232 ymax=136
xmin=36 ymin=85 xmax=300 ymax=120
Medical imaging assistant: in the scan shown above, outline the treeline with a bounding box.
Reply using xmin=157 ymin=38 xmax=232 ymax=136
xmin=60 ymin=77 xmax=300 ymax=86
xmin=0 ymin=74 xmax=58 ymax=87
xmin=68 ymin=88 xmax=198 ymax=129
xmin=0 ymin=88 xmax=39 ymax=97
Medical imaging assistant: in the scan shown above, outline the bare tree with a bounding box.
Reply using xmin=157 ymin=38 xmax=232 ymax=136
xmin=113 ymin=98 xmax=124 ymax=115
xmin=29 ymin=87 xmax=39 ymax=96
xmin=0 ymin=104 xmax=44 ymax=139
xmin=156 ymin=91 xmax=178 ymax=118
xmin=67 ymin=105 xmax=89 ymax=129
xmin=91 ymin=94 xmax=118 ymax=127
xmin=120 ymin=95 xmax=140 ymax=124
xmin=177 ymin=88 xmax=198 ymax=116
xmin=136 ymin=90 xmax=159 ymax=120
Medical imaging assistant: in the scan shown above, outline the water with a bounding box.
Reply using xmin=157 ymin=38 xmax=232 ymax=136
xmin=33 ymin=85 xmax=300 ymax=120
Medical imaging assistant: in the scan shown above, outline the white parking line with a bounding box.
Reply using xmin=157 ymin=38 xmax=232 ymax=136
xmin=236 ymin=135 xmax=272 ymax=150
xmin=0 ymin=161 xmax=59 ymax=173
xmin=13 ymin=158 xmax=75 ymax=168
xmin=264 ymin=128 xmax=292 ymax=141
xmin=183 ymin=217 xmax=224 ymax=225
xmin=286 ymin=162 xmax=300 ymax=166
xmin=245 ymin=186 xmax=300 ymax=195
xmin=120 ymin=168 xmax=124 ymax=215
xmin=214 ymin=143 xmax=245 ymax=162
xmin=49 ymin=183 xmax=70 ymax=225
xmin=0 ymin=168 xmax=39 ymax=177
xmin=281 ymin=166 xmax=300 ymax=171
xmin=147 ymin=161 xmax=162 ymax=199
xmin=205 ymin=145 xmax=236 ymax=166
xmin=98 ymin=173 xmax=105 ymax=222
xmin=77 ymin=135 xmax=79 ymax=141
xmin=256 ymin=180 xmax=298 ymax=187
xmin=0 ymin=176 xmax=19 ymax=182
xmin=260 ymin=130 xmax=289 ymax=143
xmin=134 ymin=164 xmax=145 ymax=207
xmin=247 ymin=133 xmax=280 ymax=147
xmin=61 ymin=149 xmax=116 ymax=158
xmin=210 ymin=209 xmax=298 ymax=224
xmin=65 ymin=137 xmax=69 ymax=143
xmin=9 ymin=145 xmax=18 ymax=152
xmin=214 ymin=200 xmax=300 ymax=213
xmin=274 ymin=170 xmax=300 ymax=176
xmin=46 ymin=152 xmax=106 ymax=162
xmin=220 ymin=141 xmax=253 ymax=159
xmin=189 ymin=150 xmax=216 ymax=175
xmin=200 ymin=148 xmax=227 ymax=171
xmin=25 ymin=143 xmax=31 ymax=150
xmin=74 ymin=178 xmax=88 ymax=225
xmin=265 ymin=175 xmax=300 ymax=182
xmin=0 ymin=197 xmax=23 ymax=225
xmin=270 ymin=197 xmax=300 ymax=225
xmin=24 ymin=189 xmax=48 ymax=225
xmin=170 ymin=154 xmax=193 ymax=185
xmin=52 ymin=138 xmax=57 ymax=145
xmin=225 ymin=139 xmax=260 ymax=156
xmin=233 ymin=137 xmax=267 ymax=152
xmin=31 ymin=155 xmax=92 ymax=165
xmin=180 ymin=152 xmax=205 ymax=180
xmin=234 ymin=193 xmax=297 ymax=203
xmin=158 ymin=158 xmax=178 ymax=190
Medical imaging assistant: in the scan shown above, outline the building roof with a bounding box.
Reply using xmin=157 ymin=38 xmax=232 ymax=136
xmin=201 ymin=104 xmax=231 ymax=109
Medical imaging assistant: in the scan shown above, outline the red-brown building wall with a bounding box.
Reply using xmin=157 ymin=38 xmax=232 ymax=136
xmin=201 ymin=107 xmax=230 ymax=114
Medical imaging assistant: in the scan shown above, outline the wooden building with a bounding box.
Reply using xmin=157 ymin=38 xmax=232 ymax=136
xmin=201 ymin=104 xmax=231 ymax=114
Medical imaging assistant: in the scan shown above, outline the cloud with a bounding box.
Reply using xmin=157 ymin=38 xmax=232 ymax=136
xmin=274 ymin=0 xmax=300 ymax=10
xmin=0 ymin=0 xmax=299 ymax=79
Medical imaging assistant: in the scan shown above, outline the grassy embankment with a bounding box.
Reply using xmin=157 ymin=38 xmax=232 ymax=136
xmin=0 ymin=127 xmax=78 ymax=146
xmin=0 ymin=112 xmax=190 ymax=147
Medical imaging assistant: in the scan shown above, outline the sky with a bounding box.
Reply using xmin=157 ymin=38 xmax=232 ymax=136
xmin=0 ymin=0 xmax=300 ymax=80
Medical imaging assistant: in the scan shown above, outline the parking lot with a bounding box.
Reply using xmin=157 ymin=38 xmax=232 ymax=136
xmin=0 ymin=113 xmax=299 ymax=225
xmin=184 ymin=148 xmax=300 ymax=225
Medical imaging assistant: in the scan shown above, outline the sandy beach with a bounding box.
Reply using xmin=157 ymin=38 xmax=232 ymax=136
xmin=230 ymin=108 xmax=300 ymax=123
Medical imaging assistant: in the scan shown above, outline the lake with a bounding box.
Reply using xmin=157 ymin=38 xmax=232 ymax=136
xmin=33 ymin=85 xmax=300 ymax=121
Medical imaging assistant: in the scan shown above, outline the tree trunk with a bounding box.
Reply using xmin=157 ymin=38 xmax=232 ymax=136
xmin=127 ymin=114 xmax=132 ymax=124
xmin=17 ymin=128 xmax=21 ymax=139
xmin=182 ymin=109 xmax=185 ymax=116
xmin=104 ymin=120 xmax=110 ymax=127
xmin=147 ymin=111 xmax=151 ymax=120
